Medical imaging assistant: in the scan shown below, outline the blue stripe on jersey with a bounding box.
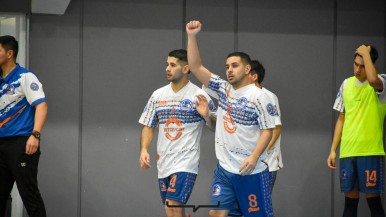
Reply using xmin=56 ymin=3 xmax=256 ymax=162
xmin=208 ymin=76 xmax=222 ymax=91
xmin=216 ymin=86 xmax=260 ymax=126
xmin=157 ymin=108 xmax=203 ymax=125
xmin=31 ymin=98 xmax=46 ymax=107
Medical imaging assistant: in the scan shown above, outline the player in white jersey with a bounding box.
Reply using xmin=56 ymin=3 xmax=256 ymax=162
xmin=198 ymin=59 xmax=283 ymax=216
xmin=138 ymin=49 xmax=216 ymax=217
xmin=201 ymin=59 xmax=283 ymax=195
xmin=248 ymin=60 xmax=283 ymax=194
xmin=186 ymin=20 xmax=276 ymax=217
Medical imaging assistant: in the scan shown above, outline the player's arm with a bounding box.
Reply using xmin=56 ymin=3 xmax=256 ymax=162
xmin=140 ymin=126 xmax=154 ymax=169
xmin=327 ymin=112 xmax=345 ymax=169
xmin=266 ymin=125 xmax=282 ymax=151
xmin=26 ymin=102 xmax=48 ymax=155
xmin=356 ymin=45 xmax=383 ymax=90
xmin=240 ymin=129 xmax=273 ymax=176
xmin=186 ymin=20 xmax=212 ymax=87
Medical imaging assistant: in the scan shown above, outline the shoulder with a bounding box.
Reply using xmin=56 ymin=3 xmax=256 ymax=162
xmin=251 ymin=85 xmax=266 ymax=98
xmin=152 ymin=84 xmax=170 ymax=96
xmin=263 ymin=88 xmax=278 ymax=101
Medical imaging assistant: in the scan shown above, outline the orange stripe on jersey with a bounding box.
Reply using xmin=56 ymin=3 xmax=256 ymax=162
xmin=0 ymin=105 xmax=27 ymax=128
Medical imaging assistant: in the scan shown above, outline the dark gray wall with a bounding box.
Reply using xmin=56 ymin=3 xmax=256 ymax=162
xmin=14 ymin=0 xmax=386 ymax=216
xmin=0 ymin=0 xmax=30 ymax=13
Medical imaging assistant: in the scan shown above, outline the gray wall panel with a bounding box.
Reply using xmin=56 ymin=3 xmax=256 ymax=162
xmin=81 ymin=0 xmax=183 ymax=216
xmin=29 ymin=0 xmax=81 ymax=216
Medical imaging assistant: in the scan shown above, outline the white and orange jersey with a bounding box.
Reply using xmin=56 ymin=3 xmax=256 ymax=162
xmin=207 ymin=74 xmax=275 ymax=175
xmin=139 ymin=81 xmax=216 ymax=179
xmin=260 ymin=87 xmax=283 ymax=172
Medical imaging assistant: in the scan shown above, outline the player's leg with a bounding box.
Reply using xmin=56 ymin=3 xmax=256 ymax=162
xmin=164 ymin=172 xmax=196 ymax=217
xmin=209 ymin=164 xmax=238 ymax=217
xmin=165 ymin=199 xmax=187 ymax=217
xmin=358 ymin=156 xmax=385 ymax=217
xmin=366 ymin=194 xmax=385 ymax=217
xmin=0 ymin=139 xmax=15 ymax=217
xmin=340 ymin=157 xmax=359 ymax=217
xmin=160 ymin=176 xmax=187 ymax=217
xmin=234 ymin=168 xmax=273 ymax=217
xmin=343 ymin=191 xmax=360 ymax=217
xmin=8 ymin=137 xmax=46 ymax=217
xmin=209 ymin=209 xmax=230 ymax=217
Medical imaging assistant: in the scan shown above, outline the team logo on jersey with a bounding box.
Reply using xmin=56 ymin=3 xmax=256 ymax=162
xmin=164 ymin=118 xmax=184 ymax=141
xmin=336 ymin=90 xmax=341 ymax=99
xmin=266 ymin=103 xmax=277 ymax=116
xmin=340 ymin=169 xmax=348 ymax=180
xmin=6 ymin=84 xmax=15 ymax=95
xmin=180 ymin=99 xmax=194 ymax=112
xmin=236 ymin=97 xmax=248 ymax=109
xmin=160 ymin=180 xmax=167 ymax=192
xmin=212 ymin=184 xmax=221 ymax=197
xmin=208 ymin=100 xmax=217 ymax=112
xmin=223 ymin=105 xmax=236 ymax=134
xmin=30 ymin=82 xmax=39 ymax=91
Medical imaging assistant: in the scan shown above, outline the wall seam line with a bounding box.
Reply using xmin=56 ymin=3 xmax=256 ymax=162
xmin=78 ymin=0 xmax=84 ymax=216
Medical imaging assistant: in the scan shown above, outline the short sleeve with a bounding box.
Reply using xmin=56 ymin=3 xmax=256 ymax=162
xmin=202 ymin=84 xmax=219 ymax=100
xmin=21 ymin=73 xmax=46 ymax=106
xmin=255 ymin=93 xmax=276 ymax=130
xmin=138 ymin=93 xmax=158 ymax=127
xmin=271 ymin=94 xmax=282 ymax=126
xmin=333 ymin=80 xmax=346 ymax=112
xmin=207 ymin=74 xmax=227 ymax=95
xmin=377 ymin=74 xmax=386 ymax=104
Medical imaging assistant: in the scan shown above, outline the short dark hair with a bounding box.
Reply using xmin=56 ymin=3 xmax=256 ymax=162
xmin=0 ymin=35 xmax=18 ymax=60
xmin=250 ymin=60 xmax=266 ymax=84
xmin=227 ymin=52 xmax=251 ymax=66
xmin=354 ymin=45 xmax=378 ymax=63
xmin=169 ymin=49 xmax=188 ymax=63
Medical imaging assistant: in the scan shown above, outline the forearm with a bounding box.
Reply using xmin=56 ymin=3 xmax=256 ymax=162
xmin=140 ymin=126 xmax=154 ymax=152
xmin=266 ymin=125 xmax=282 ymax=151
xmin=251 ymin=129 xmax=272 ymax=158
xmin=363 ymin=53 xmax=383 ymax=89
xmin=187 ymin=34 xmax=211 ymax=87
xmin=33 ymin=102 xmax=48 ymax=133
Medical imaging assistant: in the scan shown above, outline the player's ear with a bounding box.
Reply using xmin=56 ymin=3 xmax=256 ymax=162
xmin=183 ymin=64 xmax=190 ymax=75
xmin=6 ymin=50 xmax=14 ymax=60
xmin=252 ymin=74 xmax=258 ymax=82
xmin=245 ymin=64 xmax=251 ymax=75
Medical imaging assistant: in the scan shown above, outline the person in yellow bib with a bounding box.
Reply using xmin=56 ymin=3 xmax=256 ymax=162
xmin=327 ymin=45 xmax=386 ymax=217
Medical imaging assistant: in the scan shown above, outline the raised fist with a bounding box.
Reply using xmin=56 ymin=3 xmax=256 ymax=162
xmin=186 ymin=20 xmax=202 ymax=35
